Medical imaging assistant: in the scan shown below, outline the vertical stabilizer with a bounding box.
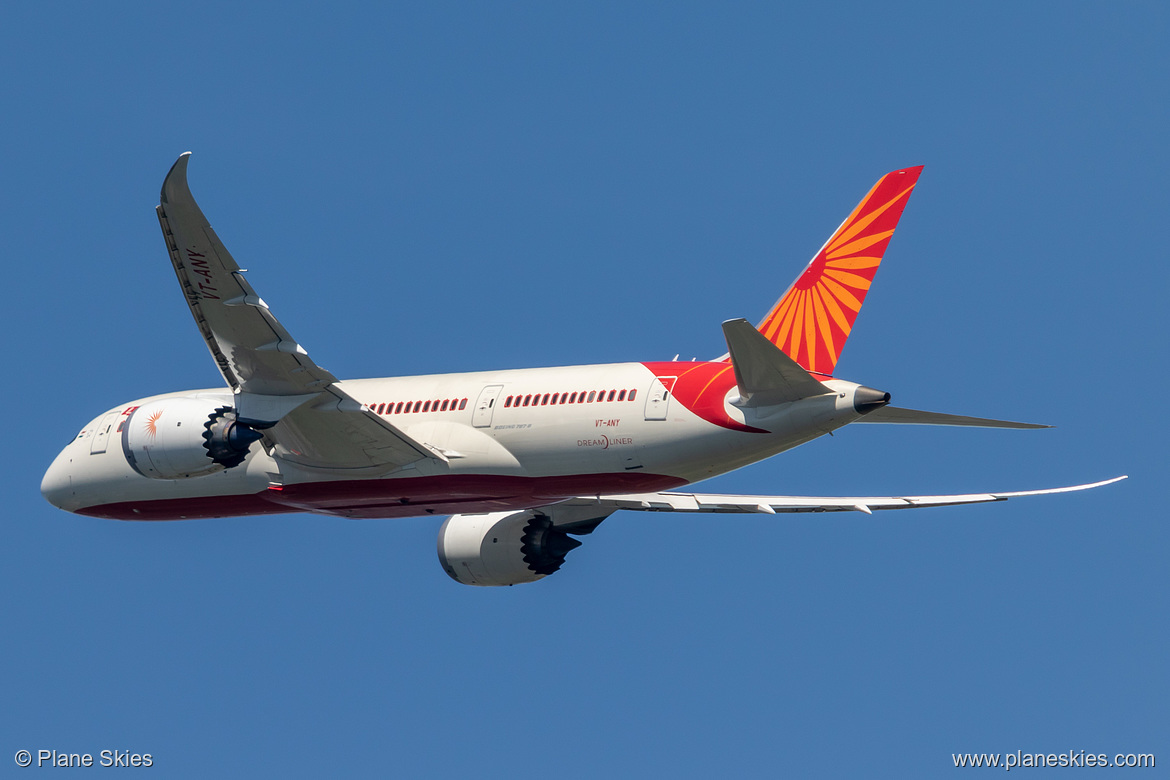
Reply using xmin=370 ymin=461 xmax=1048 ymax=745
xmin=756 ymin=166 xmax=923 ymax=376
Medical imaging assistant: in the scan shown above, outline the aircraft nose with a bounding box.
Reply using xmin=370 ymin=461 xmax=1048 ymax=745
xmin=41 ymin=449 xmax=78 ymax=512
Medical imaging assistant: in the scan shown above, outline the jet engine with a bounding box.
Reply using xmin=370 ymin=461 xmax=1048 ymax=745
xmin=122 ymin=398 xmax=264 ymax=479
xmin=437 ymin=510 xmax=588 ymax=586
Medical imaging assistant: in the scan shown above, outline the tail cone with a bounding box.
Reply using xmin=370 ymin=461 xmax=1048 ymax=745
xmin=854 ymin=386 xmax=891 ymax=415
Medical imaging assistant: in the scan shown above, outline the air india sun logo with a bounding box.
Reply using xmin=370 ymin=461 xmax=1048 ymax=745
xmin=756 ymin=167 xmax=922 ymax=376
xmin=145 ymin=410 xmax=163 ymax=438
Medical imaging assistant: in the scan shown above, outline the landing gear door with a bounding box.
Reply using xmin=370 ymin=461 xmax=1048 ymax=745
xmin=644 ymin=376 xmax=676 ymax=421
xmin=472 ymin=385 xmax=504 ymax=428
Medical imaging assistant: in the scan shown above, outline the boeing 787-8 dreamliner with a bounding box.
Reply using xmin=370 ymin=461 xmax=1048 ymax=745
xmin=41 ymin=155 xmax=1123 ymax=585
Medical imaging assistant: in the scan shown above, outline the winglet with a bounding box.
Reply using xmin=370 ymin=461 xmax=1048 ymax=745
xmin=722 ymin=318 xmax=831 ymax=406
xmin=756 ymin=166 xmax=923 ymax=376
xmin=160 ymin=152 xmax=194 ymax=203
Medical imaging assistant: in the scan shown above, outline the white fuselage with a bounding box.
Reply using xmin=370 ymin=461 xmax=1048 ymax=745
xmin=42 ymin=361 xmax=870 ymax=520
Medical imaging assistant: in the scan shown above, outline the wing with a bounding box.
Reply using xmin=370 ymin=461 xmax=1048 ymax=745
xmin=265 ymin=385 xmax=440 ymax=471
xmin=157 ymin=153 xmax=335 ymax=397
xmin=157 ymin=152 xmax=438 ymax=471
xmin=563 ymin=476 xmax=1125 ymax=516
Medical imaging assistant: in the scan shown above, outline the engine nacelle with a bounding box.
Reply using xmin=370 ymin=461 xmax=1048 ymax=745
xmin=437 ymin=511 xmax=584 ymax=586
xmin=122 ymin=398 xmax=264 ymax=479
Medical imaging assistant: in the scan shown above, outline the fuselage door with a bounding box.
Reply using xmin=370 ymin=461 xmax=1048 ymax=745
xmin=89 ymin=412 xmax=119 ymax=455
xmin=644 ymin=376 xmax=676 ymax=421
xmin=472 ymin=385 xmax=504 ymax=428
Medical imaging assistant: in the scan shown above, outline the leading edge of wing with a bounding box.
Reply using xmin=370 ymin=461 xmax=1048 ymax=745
xmin=571 ymin=476 xmax=1127 ymax=515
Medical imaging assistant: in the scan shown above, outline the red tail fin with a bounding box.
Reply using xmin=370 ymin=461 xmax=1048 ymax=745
xmin=756 ymin=166 xmax=923 ymax=376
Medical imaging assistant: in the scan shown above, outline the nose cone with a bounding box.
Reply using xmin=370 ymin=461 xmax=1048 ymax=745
xmin=41 ymin=448 xmax=79 ymax=512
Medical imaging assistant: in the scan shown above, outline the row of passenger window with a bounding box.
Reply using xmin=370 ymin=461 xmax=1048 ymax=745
xmin=504 ymin=388 xmax=637 ymax=408
xmin=373 ymin=398 xmax=469 ymax=415
xmin=370 ymin=387 xmax=639 ymax=416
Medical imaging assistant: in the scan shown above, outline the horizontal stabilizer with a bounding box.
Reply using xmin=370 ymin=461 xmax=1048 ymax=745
xmin=722 ymin=319 xmax=830 ymax=406
xmin=856 ymin=406 xmax=1050 ymax=429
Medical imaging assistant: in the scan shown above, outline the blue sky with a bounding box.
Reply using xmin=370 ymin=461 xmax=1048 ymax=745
xmin=2 ymin=3 xmax=1165 ymax=777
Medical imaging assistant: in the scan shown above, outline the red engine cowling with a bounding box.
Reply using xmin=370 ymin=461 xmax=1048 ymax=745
xmin=437 ymin=511 xmax=584 ymax=586
xmin=122 ymin=397 xmax=263 ymax=479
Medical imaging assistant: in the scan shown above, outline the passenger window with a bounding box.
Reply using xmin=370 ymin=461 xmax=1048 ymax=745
xmin=459 ymin=398 xmax=468 ymax=410
xmin=523 ymin=395 xmax=531 ymax=406
xmin=404 ymin=402 xmax=413 ymax=413
xmin=587 ymin=391 xmax=596 ymax=402
xmin=629 ymin=389 xmax=637 ymax=401
xmin=395 ymin=402 xmax=403 ymax=413
xmin=505 ymin=396 xmax=512 ymax=408
xmin=551 ymin=393 xmax=559 ymax=404
xmin=607 ymin=390 xmax=616 ymax=402
xmin=618 ymin=390 xmax=626 ymax=401
xmin=542 ymin=394 xmax=550 ymax=405
xmin=423 ymin=401 xmax=431 ymax=412
xmin=376 ymin=403 xmax=385 ymax=414
xmin=441 ymin=400 xmax=449 ymax=411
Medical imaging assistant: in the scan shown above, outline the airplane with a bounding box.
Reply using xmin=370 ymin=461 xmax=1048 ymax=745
xmin=41 ymin=154 xmax=1124 ymax=586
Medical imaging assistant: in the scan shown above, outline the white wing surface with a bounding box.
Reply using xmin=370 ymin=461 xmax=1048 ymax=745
xmin=157 ymin=153 xmax=436 ymax=471
xmin=567 ymin=476 xmax=1125 ymax=516
xmin=266 ymin=386 xmax=440 ymax=471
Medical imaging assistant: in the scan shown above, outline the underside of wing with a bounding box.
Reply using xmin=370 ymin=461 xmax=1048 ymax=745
xmin=157 ymin=153 xmax=439 ymax=473
xmin=157 ymin=153 xmax=337 ymax=397
xmin=565 ymin=476 xmax=1125 ymax=516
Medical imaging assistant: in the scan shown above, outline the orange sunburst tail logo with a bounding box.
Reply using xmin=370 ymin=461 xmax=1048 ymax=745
xmin=756 ymin=166 xmax=923 ymax=376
